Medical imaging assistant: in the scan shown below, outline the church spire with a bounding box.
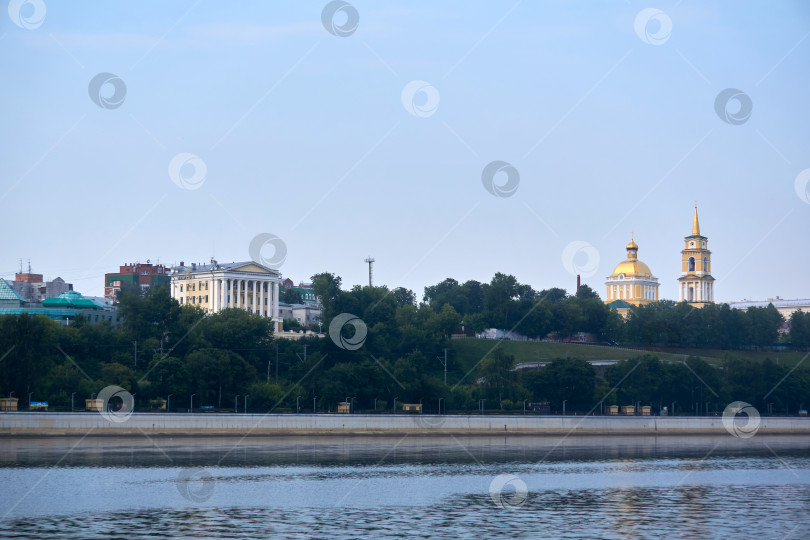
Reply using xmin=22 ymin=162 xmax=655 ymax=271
xmin=692 ymin=202 xmax=700 ymax=236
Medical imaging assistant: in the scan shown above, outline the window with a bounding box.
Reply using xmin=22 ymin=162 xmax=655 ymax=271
xmin=180 ymin=285 xmax=183 ymax=292
xmin=205 ymin=295 xmax=208 ymax=302
xmin=688 ymin=257 xmax=695 ymax=271
xmin=703 ymin=257 xmax=708 ymax=272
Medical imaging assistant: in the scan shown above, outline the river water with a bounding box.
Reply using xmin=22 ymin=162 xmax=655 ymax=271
xmin=1 ymin=435 xmax=809 ymax=538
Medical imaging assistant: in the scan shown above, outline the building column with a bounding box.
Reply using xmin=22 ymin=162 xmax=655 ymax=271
xmin=235 ymin=279 xmax=240 ymax=309
xmin=273 ymin=281 xmax=279 ymax=328
xmin=259 ymin=280 xmax=264 ymax=316
xmin=251 ymin=280 xmax=257 ymax=313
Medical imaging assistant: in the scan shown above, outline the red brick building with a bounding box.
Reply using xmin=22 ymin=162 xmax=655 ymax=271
xmin=105 ymin=262 xmax=170 ymax=302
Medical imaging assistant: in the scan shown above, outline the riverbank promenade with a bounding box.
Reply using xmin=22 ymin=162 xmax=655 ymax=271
xmin=2 ymin=412 xmax=809 ymax=437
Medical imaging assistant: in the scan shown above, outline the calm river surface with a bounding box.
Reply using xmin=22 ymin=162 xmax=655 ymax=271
xmin=1 ymin=435 xmax=809 ymax=538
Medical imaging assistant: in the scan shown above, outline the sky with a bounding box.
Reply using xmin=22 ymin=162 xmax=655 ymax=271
xmin=1 ymin=0 xmax=809 ymax=303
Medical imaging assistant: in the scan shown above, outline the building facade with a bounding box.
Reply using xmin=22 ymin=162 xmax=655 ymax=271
xmin=169 ymin=260 xmax=282 ymax=331
xmin=0 ymin=279 xmax=118 ymax=325
xmin=604 ymin=235 xmax=660 ymax=311
xmin=677 ymin=205 xmax=715 ymax=306
xmin=11 ymin=270 xmax=72 ymax=303
xmin=105 ymin=262 xmax=170 ymax=302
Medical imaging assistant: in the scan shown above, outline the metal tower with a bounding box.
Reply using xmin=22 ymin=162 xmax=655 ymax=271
xmin=364 ymin=256 xmax=375 ymax=286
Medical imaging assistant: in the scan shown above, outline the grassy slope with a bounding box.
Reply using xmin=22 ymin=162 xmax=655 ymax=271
xmin=450 ymin=339 xmax=808 ymax=371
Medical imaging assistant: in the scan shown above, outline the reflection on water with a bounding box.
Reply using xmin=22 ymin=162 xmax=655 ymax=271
xmin=1 ymin=436 xmax=809 ymax=538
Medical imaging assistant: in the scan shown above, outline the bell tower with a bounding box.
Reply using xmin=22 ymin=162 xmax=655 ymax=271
xmin=677 ymin=203 xmax=715 ymax=306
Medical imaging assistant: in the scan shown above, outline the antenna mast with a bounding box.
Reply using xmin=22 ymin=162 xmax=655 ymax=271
xmin=364 ymin=256 xmax=375 ymax=287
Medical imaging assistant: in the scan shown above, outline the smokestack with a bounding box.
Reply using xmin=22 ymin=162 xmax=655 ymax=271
xmin=577 ymin=274 xmax=581 ymax=295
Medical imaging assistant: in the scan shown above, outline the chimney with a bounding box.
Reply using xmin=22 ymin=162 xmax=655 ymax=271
xmin=576 ymin=274 xmax=581 ymax=295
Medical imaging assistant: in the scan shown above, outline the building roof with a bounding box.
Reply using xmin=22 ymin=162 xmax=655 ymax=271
xmin=608 ymin=299 xmax=633 ymax=309
xmin=171 ymin=261 xmax=279 ymax=275
xmin=0 ymin=279 xmax=26 ymax=302
xmin=41 ymin=291 xmax=103 ymax=309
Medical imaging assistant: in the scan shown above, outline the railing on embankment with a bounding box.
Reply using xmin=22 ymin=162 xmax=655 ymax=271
xmin=2 ymin=412 xmax=809 ymax=436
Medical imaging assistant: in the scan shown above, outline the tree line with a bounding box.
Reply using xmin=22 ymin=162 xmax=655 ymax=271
xmin=0 ymin=272 xmax=806 ymax=414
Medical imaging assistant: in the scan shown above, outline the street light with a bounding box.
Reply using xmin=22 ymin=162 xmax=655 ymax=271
xmin=71 ymin=392 xmax=76 ymax=413
xmin=671 ymin=401 xmax=676 ymax=417
xmin=167 ymin=394 xmax=173 ymax=412
xmin=296 ymin=395 xmax=301 ymax=413
xmin=244 ymin=395 xmax=249 ymax=414
xmin=438 ymin=398 xmax=444 ymax=415
xmin=480 ymin=399 xmax=486 ymax=414
xmin=267 ymin=360 xmax=271 ymax=384
xmin=563 ymin=400 xmax=567 ymax=416
xmin=28 ymin=392 xmax=33 ymax=408
xmin=190 ymin=394 xmax=196 ymax=412
xmin=393 ymin=397 xmax=398 ymax=414
xmin=374 ymin=398 xmax=377 ymax=412
xmin=312 ymin=396 xmax=317 ymax=413
xmin=351 ymin=397 xmax=356 ymax=413
xmin=235 ymin=395 xmax=240 ymax=413
xmin=523 ymin=399 xmax=527 ymax=415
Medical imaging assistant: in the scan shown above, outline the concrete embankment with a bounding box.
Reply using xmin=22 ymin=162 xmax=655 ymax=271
xmin=2 ymin=412 xmax=809 ymax=437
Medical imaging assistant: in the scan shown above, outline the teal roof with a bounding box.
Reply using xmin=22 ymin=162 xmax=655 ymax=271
xmin=42 ymin=291 xmax=102 ymax=309
xmin=0 ymin=279 xmax=26 ymax=302
xmin=608 ymin=299 xmax=633 ymax=309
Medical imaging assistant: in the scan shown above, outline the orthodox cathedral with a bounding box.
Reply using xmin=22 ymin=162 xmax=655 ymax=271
xmin=605 ymin=205 xmax=714 ymax=315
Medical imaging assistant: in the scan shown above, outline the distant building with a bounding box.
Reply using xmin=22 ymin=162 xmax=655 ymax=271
xmin=677 ymin=205 xmax=715 ymax=306
xmin=0 ymin=279 xmax=118 ymax=325
xmin=604 ymin=235 xmax=660 ymax=311
xmin=10 ymin=269 xmax=73 ymax=303
xmin=169 ymin=259 xmax=282 ymax=331
xmin=281 ymin=278 xmax=318 ymax=305
xmin=727 ymin=298 xmax=810 ymax=319
xmin=105 ymin=262 xmax=170 ymax=302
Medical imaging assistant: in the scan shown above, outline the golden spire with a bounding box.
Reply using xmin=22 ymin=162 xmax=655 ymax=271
xmin=692 ymin=202 xmax=700 ymax=236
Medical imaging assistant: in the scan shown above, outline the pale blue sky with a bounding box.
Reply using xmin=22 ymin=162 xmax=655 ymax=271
xmin=2 ymin=1 xmax=809 ymax=302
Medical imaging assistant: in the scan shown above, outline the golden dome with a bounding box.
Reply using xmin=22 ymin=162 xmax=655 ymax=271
xmin=611 ymin=259 xmax=654 ymax=278
xmin=626 ymin=239 xmax=638 ymax=250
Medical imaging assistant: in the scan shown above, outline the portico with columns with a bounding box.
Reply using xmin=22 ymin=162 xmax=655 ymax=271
xmin=170 ymin=260 xmax=282 ymax=332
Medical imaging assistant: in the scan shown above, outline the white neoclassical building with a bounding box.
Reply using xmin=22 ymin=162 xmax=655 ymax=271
xmin=170 ymin=259 xmax=282 ymax=331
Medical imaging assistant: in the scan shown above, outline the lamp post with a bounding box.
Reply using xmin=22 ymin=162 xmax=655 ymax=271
xmin=671 ymin=401 xmax=676 ymax=417
xmin=244 ymin=395 xmax=249 ymax=414
xmin=267 ymin=360 xmax=271 ymax=384
xmin=167 ymin=394 xmax=173 ymax=413
xmin=190 ymin=394 xmax=196 ymax=412
xmin=374 ymin=398 xmax=377 ymax=412
xmin=438 ymin=398 xmax=444 ymax=415
xmin=563 ymin=400 xmax=567 ymax=416
xmin=351 ymin=397 xmax=356 ymax=414
xmin=345 ymin=396 xmax=350 ymax=413
xmin=480 ymin=399 xmax=486 ymax=414
xmin=235 ymin=395 xmax=239 ymax=413
xmin=296 ymin=396 xmax=301 ymax=413
xmin=523 ymin=399 xmax=527 ymax=415
xmin=28 ymin=392 xmax=33 ymax=408
xmin=71 ymin=392 xmax=76 ymax=413
xmin=312 ymin=396 xmax=317 ymax=413
xmin=393 ymin=397 xmax=398 ymax=414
